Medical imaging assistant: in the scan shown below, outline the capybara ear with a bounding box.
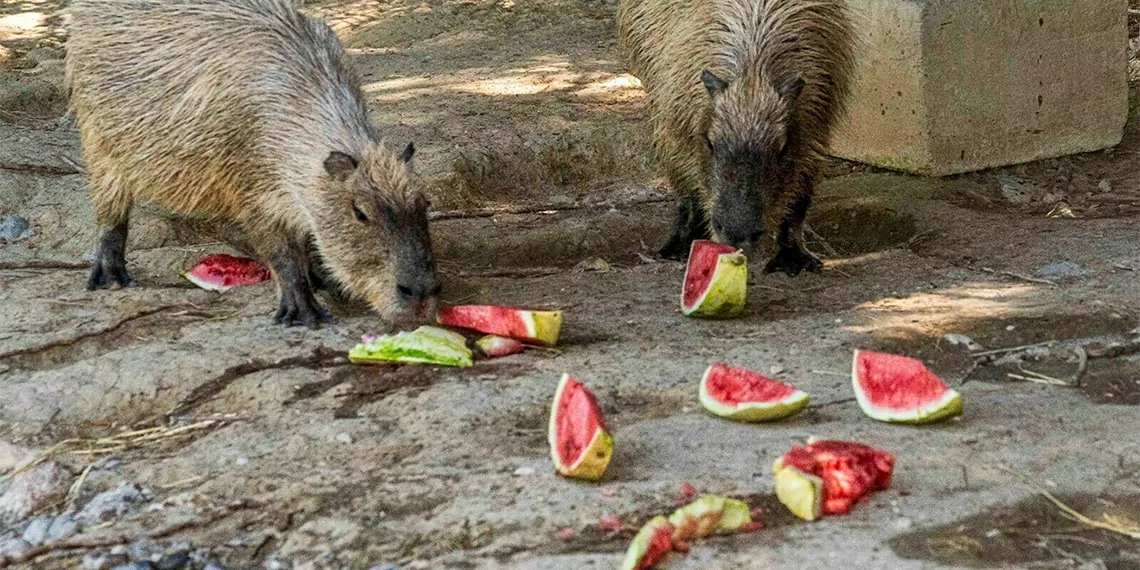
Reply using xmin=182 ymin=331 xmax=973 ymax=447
xmin=400 ymin=142 xmax=416 ymax=163
xmin=777 ymin=76 xmax=805 ymax=101
xmin=700 ymin=69 xmax=728 ymax=96
xmin=324 ymin=151 xmax=359 ymax=182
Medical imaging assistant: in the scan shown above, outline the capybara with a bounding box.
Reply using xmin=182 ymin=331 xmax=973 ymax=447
xmin=618 ymin=0 xmax=854 ymax=274
xmin=66 ymin=0 xmax=439 ymax=328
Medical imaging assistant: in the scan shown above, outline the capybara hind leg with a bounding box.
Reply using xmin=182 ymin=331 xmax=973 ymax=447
xmin=250 ymin=225 xmax=332 ymax=329
xmin=764 ymin=191 xmax=823 ymax=277
xmin=659 ymin=195 xmax=710 ymax=261
xmin=87 ymin=218 xmax=134 ymax=290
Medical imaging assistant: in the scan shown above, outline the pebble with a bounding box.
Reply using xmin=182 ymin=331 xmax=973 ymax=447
xmin=0 ymin=461 xmax=69 ymax=520
xmin=0 ymin=537 xmax=30 ymax=558
xmin=47 ymin=514 xmax=79 ymax=540
xmin=370 ymin=564 xmax=402 ymax=570
xmin=893 ymin=517 xmax=913 ymax=531
xmin=512 ymin=466 xmax=536 ymax=477
xmin=1036 ymin=260 xmax=1094 ymax=279
xmin=997 ymin=173 xmax=1037 ymax=204
xmin=21 ymin=516 xmax=52 ymax=545
xmin=154 ymin=551 xmax=190 ymax=570
xmin=0 ymin=215 xmax=33 ymax=242
xmin=111 ymin=563 xmax=154 ymax=570
xmin=234 ymin=457 xmax=250 ymax=466
xmin=335 ymin=432 xmax=353 ymax=444
xmin=1097 ymin=179 xmax=1112 ymax=193
xmin=77 ymin=482 xmax=145 ymax=524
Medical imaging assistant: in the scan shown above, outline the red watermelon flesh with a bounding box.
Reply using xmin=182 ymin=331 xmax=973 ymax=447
xmin=705 ymin=364 xmax=797 ymax=402
xmin=183 ymin=254 xmax=270 ymax=292
xmin=852 ymin=350 xmax=963 ymax=423
xmin=548 ymin=374 xmax=613 ymax=480
xmin=437 ymin=305 xmax=562 ymax=346
xmin=682 ymin=240 xmax=739 ymax=308
xmin=777 ymin=440 xmax=895 ymax=515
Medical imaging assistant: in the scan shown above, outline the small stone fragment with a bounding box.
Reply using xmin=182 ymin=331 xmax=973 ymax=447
xmin=0 ymin=216 xmax=33 ymax=242
xmin=21 ymin=516 xmax=52 ymax=545
xmin=47 ymin=514 xmax=79 ymax=540
xmin=77 ymin=482 xmax=145 ymax=524
xmin=0 ymin=461 xmax=70 ymax=520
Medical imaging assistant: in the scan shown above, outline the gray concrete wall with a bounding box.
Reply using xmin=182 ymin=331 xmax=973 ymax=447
xmin=832 ymin=0 xmax=1129 ymax=176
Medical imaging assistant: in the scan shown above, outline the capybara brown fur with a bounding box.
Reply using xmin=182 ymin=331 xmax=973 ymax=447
xmin=618 ymin=0 xmax=854 ymax=274
xmin=66 ymin=0 xmax=439 ymax=328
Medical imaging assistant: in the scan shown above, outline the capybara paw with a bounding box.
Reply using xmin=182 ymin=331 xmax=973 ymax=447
xmin=85 ymin=259 xmax=135 ymax=290
xmin=273 ymin=291 xmax=333 ymax=329
xmin=764 ymin=247 xmax=822 ymax=277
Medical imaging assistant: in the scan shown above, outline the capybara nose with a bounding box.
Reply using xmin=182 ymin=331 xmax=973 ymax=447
xmin=716 ymin=221 xmax=763 ymax=250
xmin=396 ymin=279 xmax=441 ymax=303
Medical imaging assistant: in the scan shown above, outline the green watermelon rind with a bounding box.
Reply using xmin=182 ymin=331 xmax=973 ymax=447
xmin=619 ymin=515 xmax=674 ymax=570
xmin=698 ymin=365 xmax=810 ymax=422
xmin=349 ymin=326 xmax=473 ymax=367
xmin=681 ymin=250 xmax=747 ymax=319
xmin=851 ymin=350 xmax=963 ymax=424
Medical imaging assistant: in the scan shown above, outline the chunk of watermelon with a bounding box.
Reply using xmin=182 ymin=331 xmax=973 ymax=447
xmin=437 ymin=305 xmax=563 ymax=346
xmin=668 ymin=495 xmax=752 ymax=548
xmin=547 ymin=374 xmax=613 ymax=481
xmin=681 ymin=240 xmax=746 ymax=319
xmin=620 ymin=516 xmax=674 ymax=570
xmin=183 ymin=254 xmax=270 ymax=292
xmin=348 ymin=326 xmax=473 ymax=367
xmin=474 ymin=335 xmax=525 ymax=358
xmin=698 ymin=363 xmax=809 ymax=422
xmin=772 ymin=439 xmax=895 ymax=521
xmin=852 ymin=350 xmax=963 ymax=424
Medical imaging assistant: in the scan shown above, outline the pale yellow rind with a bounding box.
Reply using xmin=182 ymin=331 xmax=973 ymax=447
xmin=668 ymin=495 xmax=754 ymax=543
xmin=698 ymin=366 xmax=810 ymax=422
xmin=773 ymin=465 xmax=823 ymax=522
xmin=851 ymin=350 xmax=964 ymax=424
xmin=547 ymin=374 xmax=613 ymax=481
xmin=523 ymin=310 xmax=564 ymax=346
xmin=681 ymin=251 xmax=747 ymax=319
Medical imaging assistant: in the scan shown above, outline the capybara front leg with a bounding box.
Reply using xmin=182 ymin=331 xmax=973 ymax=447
xmin=86 ymin=218 xmax=134 ymax=290
xmin=764 ymin=191 xmax=822 ymax=277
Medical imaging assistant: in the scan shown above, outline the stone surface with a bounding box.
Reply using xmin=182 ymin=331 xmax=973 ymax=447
xmin=832 ymin=0 xmax=1128 ymax=175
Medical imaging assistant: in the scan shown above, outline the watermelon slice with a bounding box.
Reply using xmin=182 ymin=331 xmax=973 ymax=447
xmin=667 ymin=495 xmax=753 ymax=548
xmin=852 ymin=350 xmax=963 ymax=424
xmin=183 ymin=254 xmax=270 ymax=292
xmin=699 ymin=363 xmax=810 ymax=422
xmin=620 ymin=516 xmax=674 ymax=570
xmin=474 ymin=335 xmax=525 ymax=358
xmin=772 ymin=439 xmax=895 ymax=521
xmin=437 ymin=305 xmax=563 ymax=346
xmin=681 ymin=240 xmax=746 ymax=319
xmin=348 ymin=326 xmax=473 ymax=367
xmin=548 ymin=374 xmax=613 ymax=481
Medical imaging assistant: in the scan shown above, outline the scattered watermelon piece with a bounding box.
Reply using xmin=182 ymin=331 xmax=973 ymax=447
xmin=772 ymin=439 xmax=895 ymax=521
xmin=598 ymin=512 xmax=623 ymax=534
xmin=667 ymin=495 xmax=753 ymax=548
xmin=675 ymin=482 xmax=697 ymax=505
xmin=437 ymin=305 xmax=563 ymax=346
xmin=620 ymin=516 xmax=674 ymax=570
xmin=699 ymin=363 xmax=810 ymax=422
xmin=681 ymin=240 xmax=746 ymax=319
xmin=475 ymin=335 xmax=525 ymax=358
xmin=852 ymin=350 xmax=963 ymax=424
xmin=348 ymin=326 xmax=473 ymax=367
xmin=183 ymin=254 xmax=270 ymax=292
xmin=548 ymin=374 xmax=613 ymax=481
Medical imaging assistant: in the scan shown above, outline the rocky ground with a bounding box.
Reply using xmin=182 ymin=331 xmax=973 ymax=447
xmin=2 ymin=1 xmax=1140 ymax=569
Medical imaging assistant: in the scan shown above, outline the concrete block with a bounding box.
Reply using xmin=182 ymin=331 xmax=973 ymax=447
xmin=831 ymin=0 xmax=1128 ymax=176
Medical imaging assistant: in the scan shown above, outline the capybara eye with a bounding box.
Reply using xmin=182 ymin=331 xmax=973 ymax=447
xmin=352 ymin=205 xmax=369 ymax=223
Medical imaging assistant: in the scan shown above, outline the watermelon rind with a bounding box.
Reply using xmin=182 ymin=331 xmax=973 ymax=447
xmin=521 ymin=310 xmax=563 ymax=346
xmin=348 ymin=326 xmax=473 ymax=367
xmin=668 ymin=495 xmax=753 ymax=544
xmin=620 ymin=516 xmax=674 ymax=570
xmin=183 ymin=254 xmax=270 ymax=292
xmin=547 ymin=374 xmax=613 ymax=481
xmin=851 ymin=350 xmax=963 ymax=424
xmin=681 ymin=246 xmax=747 ymax=319
xmin=183 ymin=271 xmax=230 ymax=292
xmin=698 ymin=365 xmax=810 ymax=422
xmin=772 ymin=463 xmax=823 ymax=522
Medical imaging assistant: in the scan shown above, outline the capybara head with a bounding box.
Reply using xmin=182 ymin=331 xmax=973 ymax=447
xmin=702 ymin=69 xmax=804 ymax=250
xmin=312 ymin=142 xmax=440 ymax=326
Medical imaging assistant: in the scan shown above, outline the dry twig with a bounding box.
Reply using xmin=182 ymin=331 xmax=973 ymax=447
xmin=999 ymin=465 xmax=1140 ymax=540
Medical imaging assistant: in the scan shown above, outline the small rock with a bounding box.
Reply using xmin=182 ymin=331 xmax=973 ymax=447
xmin=768 ymin=365 xmax=786 ymax=376
xmin=111 ymin=563 xmax=154 ymax=570
xmin=512 ymin=466 xmax=536 ymax=477
xmin=369 ymin=564 xmax=401 ymax=570
xmin=234 ymin=456 xmax=250 ymax=466
xmin=998 ymin=173 xmax=1037 ymax=204
xmin=943 ymin=334 xmax=983 ymax=351
xmin=893 ymin=517 xmax=913 ymax=531
xmin=1076 ymin=560 xmax=1108 ymax=570
xmin=77 ymin=482 xmax=145 ymax=524
xmin=0 ymin=216 xmax=33 ymax=242
xmin=155 ymin=552 xmax=190 ymax=570
xmin=335 ymin=432 xmax=353 ymax=445
xmin=1036 ymin=260 xmax=1094 ymax=279
xmin=46 ymin=514 xmax=78 ymax=541
xmin=0 ymin=441 xmax=32 ymax=472
xmin=984 ymin=528 xmax=1001 ymax=538
xmin=0 ymin=461 xmax=70 ymax=520
xmin=1097 ymin=179 xmax=1112 ymax=193
xmin=573 ymin=257 xmax=611 ymax=272
xmin=21 ymin=516 xmax=52 ymax=545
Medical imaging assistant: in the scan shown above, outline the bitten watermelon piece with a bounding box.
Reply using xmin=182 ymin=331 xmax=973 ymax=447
xmin=681 ymin=240 xmax=746 ymax=319
xmin=852 ymin=350 xmax=963 ymax=424
xmin=183 ymin=254 xmax=270 ymax=292
xmin=620 ymin=516 xmax=674 ymax=570
xmin=667 ymin=495 xmax=753 ymax=548
xmin=548 ymin=374 xmax=613 ymax=481
xmin=437 ymin=305 xmax=563 ymax=346
xmin=699 ymin=363 xmax=809 ymax=422
xmin=348 ymin=326 xmax=473 ymax=367
xmin=474 ymin=335 xmax=525 ymax=358
xmin=772 ymin=439 xmax=895 ymax=521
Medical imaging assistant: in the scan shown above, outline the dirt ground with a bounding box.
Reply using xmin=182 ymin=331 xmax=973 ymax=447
xmin=2 ymin=0 xmax=1140 ymax=569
